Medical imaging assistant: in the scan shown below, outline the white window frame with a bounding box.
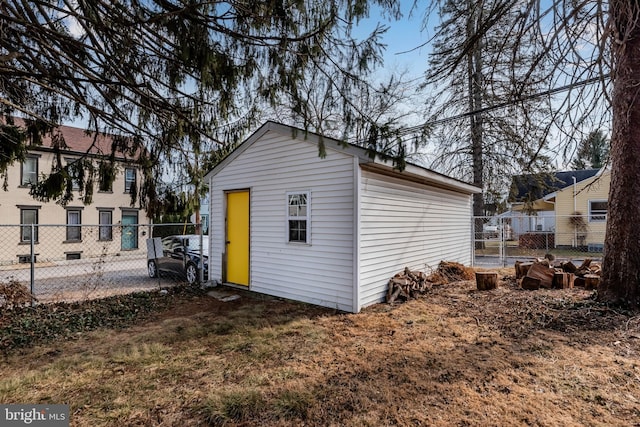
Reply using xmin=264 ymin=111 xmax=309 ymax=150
xmin=99 ymin=210 xmax=113 ymax=241
xmin=21 ymin=156 xmax=38 ymax=186
xmin=286 ymin=191 xmax=310 ymax=244
xmin=20 ymin=207 xmax=39 ymax=242
xmin=66 ymin=209 xmax=82 ymax=241
xmin=124 ymin=167 xmax=136 ymax=193
xmin=589 ymin=199 xmax=608 ymax=223
xmin=65 ymin=158 xmax=81 ymax=191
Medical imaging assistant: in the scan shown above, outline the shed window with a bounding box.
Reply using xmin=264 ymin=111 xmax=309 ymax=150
xmin=287 ymin=192 xmax=310 ymax=243
xmin=589 ymin=200 xmax=607 ymax=222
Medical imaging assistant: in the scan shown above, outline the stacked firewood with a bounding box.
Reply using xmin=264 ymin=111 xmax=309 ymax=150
xmin=386 ymin=267 xmax=432 ymax=303
xmin=386 ymin=261 xmax=475 ymax=303
xmin=516 ymin=258 xmax=601 ymax=291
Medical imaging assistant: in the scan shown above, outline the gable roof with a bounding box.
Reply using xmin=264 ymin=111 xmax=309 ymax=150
xmin=3 ymin=118 xmax=140 ymax=160
xmin=205 ymin=121 xmax=481 ymax=195
xmin=509 ymin=169 xmax=600 ymax=203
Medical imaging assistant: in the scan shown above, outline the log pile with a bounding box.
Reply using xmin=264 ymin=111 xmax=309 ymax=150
xmin=386 ymin=267 xmax=432 ymax=303
xmin=386 ymin=261 xmax=476 ymax=304
xmin=516 ymin=258 xmax=601 ymax=291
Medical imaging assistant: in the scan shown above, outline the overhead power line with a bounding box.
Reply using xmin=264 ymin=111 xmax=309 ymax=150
xmin=394 ymin=76 xmax=605 ymax=137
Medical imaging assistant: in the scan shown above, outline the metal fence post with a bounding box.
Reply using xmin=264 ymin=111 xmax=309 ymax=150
xmin=30 ymin=224 xmax=35 ymax=306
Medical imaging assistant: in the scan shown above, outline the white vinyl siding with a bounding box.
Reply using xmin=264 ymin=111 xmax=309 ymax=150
xmin=209 ymin=130 xmax=355 ymax=311
xmin=358 ymin=170 xmax=473 ymax=308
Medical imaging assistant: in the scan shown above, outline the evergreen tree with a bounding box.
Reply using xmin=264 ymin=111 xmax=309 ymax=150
xmin=0 ymin=0 xmax=399 ymax=213
xmin=571 ymin=130 xmax=609 ymax=170
xmin=424 ymin=0 xmax=553 ymax=218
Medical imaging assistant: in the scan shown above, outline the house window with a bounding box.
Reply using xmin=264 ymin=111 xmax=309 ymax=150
xmin=124 ymin=168 xmax=136 ymax=193
xmin=66 ymin=209 xmax=82 ymax=241
xmin=20 ymin=207 xmax=39 ymax=242
xmin=287 ymin=192 xmax=310 ymax=243
xmin=99 ymin=210 xmax=113 ymax=240
xmin=65 ymin=158 xmax=81 ymax=191
xmin=21 ymin=156 xmax=38 ymax=186
xmin=98 ymin=161 xmax=114 ymax=192
xmin=589 ymin=200 xmax=608 ymax=222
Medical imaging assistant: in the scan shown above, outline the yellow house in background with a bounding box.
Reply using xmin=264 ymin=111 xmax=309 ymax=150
xmin=510 ymin=169 xmax=609 ymax=250
xmin=545 ymin=169 xmax=609 ymax=248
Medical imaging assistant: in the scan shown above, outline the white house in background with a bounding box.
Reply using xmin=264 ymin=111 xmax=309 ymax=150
xmin=204 ymin=122 xmax=480 ymax=313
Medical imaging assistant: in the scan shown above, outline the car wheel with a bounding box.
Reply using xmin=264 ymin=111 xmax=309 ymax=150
xmin=148 ymin=259 xmax=158 ymax=278
xmin=185 ymin=263 xmax=199 ymax=285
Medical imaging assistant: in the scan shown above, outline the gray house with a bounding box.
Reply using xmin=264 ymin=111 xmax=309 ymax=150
xmin=204 ymin=122 xmax=480 ymax=312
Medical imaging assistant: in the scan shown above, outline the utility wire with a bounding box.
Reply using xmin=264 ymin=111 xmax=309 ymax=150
xmin=391 ymin=76 xmax=604 ymax=138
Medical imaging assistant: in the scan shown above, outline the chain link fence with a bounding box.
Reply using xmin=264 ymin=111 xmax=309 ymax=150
xmin=473 ymin=213 xmax=605 ymax=267
xmin=0 ymin=223 xmax=207 ymax=307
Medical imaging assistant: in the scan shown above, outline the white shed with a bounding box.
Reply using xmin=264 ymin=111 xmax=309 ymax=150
xmin=204 ymin=122 xmax=480 ymax=313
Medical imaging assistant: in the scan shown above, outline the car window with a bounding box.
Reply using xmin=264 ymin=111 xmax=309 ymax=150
xmin=161 ymin=237 xmax=173 ymax=251
xmin=171 ymin=238 xmax=184 ymax=251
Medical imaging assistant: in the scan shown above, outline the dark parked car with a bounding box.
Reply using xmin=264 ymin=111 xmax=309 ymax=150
xmin=147 ymin=235 xmax=209 ymax=285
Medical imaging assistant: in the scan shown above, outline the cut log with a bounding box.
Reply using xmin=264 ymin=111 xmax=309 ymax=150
xmin=553 ymin=272 xmax=571 ymax=289
xmin=525 ymin=262 xmax=555 ymax=289
xmin=521 ymin=276 xmax=541 ymax=290
xmin=386 ymin=267 xmax=435 ymax=303
xmin=574 ymin=276 xmax=586 ymax=287
xmin=562 ymin=261 xmax=577 ymax=274
xmin=568 ymin=273 xmax=575 ymax=289
xmin=584 ymin=274 xmax=600 ymax=290
xmin=579 ymin=258 xmax=593 ymax=270
xmin=476 ymin=272 xmax=498 ymax=291
xmin=515 ymin=261 xmax=533 ymax=279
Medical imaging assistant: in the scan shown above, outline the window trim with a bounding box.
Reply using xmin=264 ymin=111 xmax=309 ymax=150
xmin=98 ymin=161 xmax=115 ymax=193
xmin=98 ymin=209 xmax=113 ymax=241
xmin=124 ymin=167 xmax=136 ymax=194
xmin=589 ymin=199 xmax=608 ymax=223
xmin=20 ymin=155 xmax=39 ymax=187
xmin=65 ymin=208 xmax=83 ymax=242
xmin=64 ymin=157 xmax=82 ymax=191
xmin=286 ymin=191 xmax=310 ymax=244
xmin=19 ymin=206 xmax=40 ymax=243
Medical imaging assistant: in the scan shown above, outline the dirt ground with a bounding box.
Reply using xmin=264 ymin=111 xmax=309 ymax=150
xmin=1 ymin=275 xmax=639 ymax=426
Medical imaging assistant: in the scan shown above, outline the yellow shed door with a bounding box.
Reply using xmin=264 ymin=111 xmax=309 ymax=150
xmin=226 ymin=191 xmax=249 ymax=286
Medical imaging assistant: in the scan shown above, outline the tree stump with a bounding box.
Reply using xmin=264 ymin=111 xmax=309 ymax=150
xmin=584 ymin=274 xmax=600 ymax=290
xmin=521 ymin=276 xmax=541 ymax=290
xmin=476 ymin=272 xmax=498 ymax=290
xmin=553 ymin=272 xmax=570 ymax=289
xmin=515 ymin=261 xmax=533 ymax=279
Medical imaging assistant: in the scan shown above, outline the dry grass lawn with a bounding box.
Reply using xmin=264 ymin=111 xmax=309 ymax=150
xmin=1 ymin=276 xmax=640 ymax=426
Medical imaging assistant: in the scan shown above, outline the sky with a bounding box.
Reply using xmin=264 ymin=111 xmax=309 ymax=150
xmin=355 ymin=3 xmax=433 ymax=83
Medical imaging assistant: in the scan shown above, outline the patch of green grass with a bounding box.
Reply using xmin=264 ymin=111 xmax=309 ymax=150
xmin=212 ymin=320 xmax=234 ymax=335
xmin=112 ymin=342 xmax=169 ymax=365
xmin=274 ymin=389 xmax=314 ymax=419
xmin=213 ymin=389 xmax=266 ymax=421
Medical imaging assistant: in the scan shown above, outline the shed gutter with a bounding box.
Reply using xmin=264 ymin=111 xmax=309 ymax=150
xmin=359 ymin=162 xmax=481 ymax=195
